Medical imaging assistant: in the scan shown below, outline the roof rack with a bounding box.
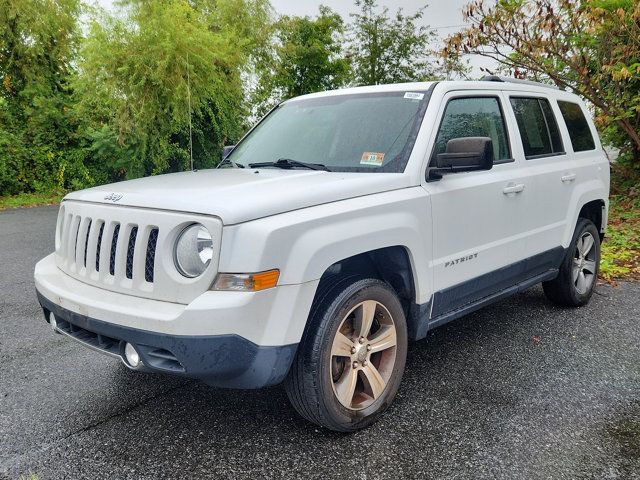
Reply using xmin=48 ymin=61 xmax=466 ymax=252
xmin=480 ymin=75 xmax=560 ymax=90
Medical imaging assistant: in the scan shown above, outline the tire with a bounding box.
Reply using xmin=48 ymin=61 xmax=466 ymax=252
xmin=543 ymin=218 xmax=600 ymax=307
xmin=285 ymin=277 xmax=408 ymax=432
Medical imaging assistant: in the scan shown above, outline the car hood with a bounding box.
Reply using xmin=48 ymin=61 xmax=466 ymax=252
xmin=64 ymin=168 xmax=412 ymax=224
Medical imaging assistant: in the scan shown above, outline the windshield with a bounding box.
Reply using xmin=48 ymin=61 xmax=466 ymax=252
xmin=227 ymin=90 xmax=431 ymax=173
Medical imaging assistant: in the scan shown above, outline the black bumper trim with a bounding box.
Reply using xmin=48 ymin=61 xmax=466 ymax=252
xmin=36 ymin=291 xmax=297 ymax=389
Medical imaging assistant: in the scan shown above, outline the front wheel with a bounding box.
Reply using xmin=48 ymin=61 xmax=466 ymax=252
xmin=285 ymin=278 xmax=408 ymax=432
xmin=543 ymin=218 xmax=600 ymax=307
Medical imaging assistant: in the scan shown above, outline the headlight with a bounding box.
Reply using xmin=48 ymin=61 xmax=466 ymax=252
xmin=174 ymin=224 xmax=214 ymax=278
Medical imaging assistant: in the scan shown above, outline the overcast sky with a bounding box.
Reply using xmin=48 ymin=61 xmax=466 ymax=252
xmin=95 ymin=0 xmax=496 ymax=76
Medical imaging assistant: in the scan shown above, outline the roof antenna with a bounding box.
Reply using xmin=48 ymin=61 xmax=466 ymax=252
xmin=187 ymin=52 xmax=194 ymax=171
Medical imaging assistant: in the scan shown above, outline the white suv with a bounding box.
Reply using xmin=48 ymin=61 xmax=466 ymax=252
xmin=34 ymin=78 xmax=609 ymax=431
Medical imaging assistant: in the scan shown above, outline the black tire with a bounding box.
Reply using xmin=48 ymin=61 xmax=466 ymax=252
xmin=285 ymin=277 xmax=408 ymax=432
xmin=543 ymin=218 xmax=600 ymax=307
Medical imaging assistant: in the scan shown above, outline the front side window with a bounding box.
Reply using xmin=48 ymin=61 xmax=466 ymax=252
xmin=557 ymin=101 xmax=596 ymax=152
xmin=433 ymin=97 xmax=511 ymax=163
xmin=226 ymin=91 xmax=430 ymax=173
xmin=510 ymin=97 xmax=564 ymax=158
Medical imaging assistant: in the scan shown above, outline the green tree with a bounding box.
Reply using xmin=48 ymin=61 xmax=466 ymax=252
xmin=252 ymin=6 xmax=351 ymax=116
xmin=444 ymin=0 xmax=640 ymax=166
xmin=0 ymin=0 xmax=88 ymax=195
xmin=348 ymin=0 xmax=437 ymax=85
xmin=75 ymin=0 xmax=270 ymax=179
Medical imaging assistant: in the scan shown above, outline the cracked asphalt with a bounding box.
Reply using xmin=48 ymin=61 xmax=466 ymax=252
xmin=1 ymin=205 xmax=639 ymax=479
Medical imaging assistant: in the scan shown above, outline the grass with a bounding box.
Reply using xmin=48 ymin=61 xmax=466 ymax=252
xmin=0 ymin=189 xmax=66 ymax=211
xmin=600 ymin=193 xmax=640 ymax=282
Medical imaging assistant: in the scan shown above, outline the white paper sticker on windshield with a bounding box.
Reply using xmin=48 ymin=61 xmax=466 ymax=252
xmin=404 ymin=92 xmax=424 ymax=100
xmin=360 ymin=152 xmax=385 ymax=166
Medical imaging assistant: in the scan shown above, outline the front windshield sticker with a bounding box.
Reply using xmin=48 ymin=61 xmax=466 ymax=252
xmin=404 ymin=92 xmax=425 ymax=100
xmin=360 ymin=152 xmax=385 ymax=166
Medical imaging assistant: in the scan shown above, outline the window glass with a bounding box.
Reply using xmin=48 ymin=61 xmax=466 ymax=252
xmin=510 ymin=97 xmax=564 ymax=158
xmin=227 ymin=92 xmax=429 ymax=172
xmin=558 ymin=101 xmax=596 ymax=152
xmin=540 ymin=100 xmax=563 ymax=153
xmin=433 ymin=97 xmax=510 ymax=162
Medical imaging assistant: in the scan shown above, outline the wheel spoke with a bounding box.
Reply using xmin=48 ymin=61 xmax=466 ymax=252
xmin=576 ymin=237 xmax=584 ymax=256
xmin=368 ymin=325 xmax=396 ymax=354
xmin=334 ymin=367 xmax=358 ymax=407
xmin=572 ymin=259 xmax=581 ymax=283
xmin=576 ymin=271 xmax=587 ymax=293
xmin=361 ymin=363 xmax=386 ymax=400
xmin=332 ymin=332 xmax=354 ymax=357
xmin=583 ymin=260 xmax=596 ymax=275
xmin=355 ymin=300 xmax=377 ymax=338
xmin=581 ymin=234 xmax=594 ymax=257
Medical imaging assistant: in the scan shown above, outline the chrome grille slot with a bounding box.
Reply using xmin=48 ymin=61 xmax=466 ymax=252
xmin=54 ymin=200 xmax=221 ymax=304
xmin=83 ymin=219 xmax=92 ymax=267
xmin=145 ymin=228 xmax=159 ymax=283
xmin=95 ymin=222 xmax=105 ymax=272
xmin=73 ymin=219 xmax=81 ymax=262
xmin=126 ymin=226 xmax=138 ymax=280
xmin=109 ymin=224 xmax=120 ymax=276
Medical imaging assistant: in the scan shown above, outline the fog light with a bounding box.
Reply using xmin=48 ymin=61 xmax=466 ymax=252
xmin=49 ymin=312 xmax=57 ymax=331
xmin=124 ymin=343 xmax=141 ymax=368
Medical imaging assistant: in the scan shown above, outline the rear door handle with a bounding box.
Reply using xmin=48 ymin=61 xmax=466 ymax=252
xmin=561 ymin=173 xmax=577 ymax=183
xmin=503 ymin=183 xmax=525 ymax=195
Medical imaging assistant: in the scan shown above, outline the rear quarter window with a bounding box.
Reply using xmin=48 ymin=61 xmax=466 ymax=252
xmin=557 ymin=101 xmax=596 ymax=152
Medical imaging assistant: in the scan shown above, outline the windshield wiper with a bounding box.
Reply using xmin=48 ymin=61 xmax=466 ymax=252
xmin=249 ymin=158 xmax=331 ymax=171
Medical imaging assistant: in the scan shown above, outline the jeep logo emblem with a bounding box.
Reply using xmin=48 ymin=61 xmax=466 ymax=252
xmin=104 ymin=192 xmax=123 ymax=202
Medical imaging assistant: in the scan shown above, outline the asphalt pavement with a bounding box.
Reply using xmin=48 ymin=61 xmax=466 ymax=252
xmin=1 ymin=205 xmax=639 ymax=479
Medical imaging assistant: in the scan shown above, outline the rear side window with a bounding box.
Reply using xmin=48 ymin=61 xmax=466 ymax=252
xmin=558 ymin=101 xmax=596 ymax=152
xmin=433 ymin=97 xmax=511 ymax=163
xmin=510 ymin=97 xmax=564 ymax=159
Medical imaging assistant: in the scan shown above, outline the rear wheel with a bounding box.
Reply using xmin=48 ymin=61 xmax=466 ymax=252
xmin=543 ymin=218 xmax=600 ymax=307
xmin=285 ymin=278 xmax=407 ymax=432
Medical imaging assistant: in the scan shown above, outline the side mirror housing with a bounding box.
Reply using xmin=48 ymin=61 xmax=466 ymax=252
xmin=222 ymin=145 xmax=235 ymax=160
xmin=427 ymin=137 xmax=494 ymax=181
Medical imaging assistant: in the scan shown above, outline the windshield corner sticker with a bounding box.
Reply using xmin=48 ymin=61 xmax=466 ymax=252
xmin=360 ymin=152 xmax=385 ymax=166
xmin=404 ymin=92 xmax=424 ymax=100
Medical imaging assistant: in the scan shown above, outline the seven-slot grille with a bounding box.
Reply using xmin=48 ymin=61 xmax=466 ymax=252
xmin=57 ymin=212 xmax=159 ymax=285
xmin=54 ymin=200 xmax=222 ymax=304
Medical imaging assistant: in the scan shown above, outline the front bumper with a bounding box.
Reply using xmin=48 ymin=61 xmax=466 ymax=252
xmin=35 ymin=254 xmax=319 ymax=388
xmin=37 ymin=292 xmax=296 ymax=388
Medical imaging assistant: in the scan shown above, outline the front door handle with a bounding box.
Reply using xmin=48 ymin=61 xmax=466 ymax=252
xmin=503 ymin=183 xmax=525 ymax=195
xmin=561 ymin=173 xmax=577 ymax=183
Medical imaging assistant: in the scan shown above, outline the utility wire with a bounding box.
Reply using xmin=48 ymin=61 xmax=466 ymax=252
xmin=187 ymin=52 xmax=194 ymax=171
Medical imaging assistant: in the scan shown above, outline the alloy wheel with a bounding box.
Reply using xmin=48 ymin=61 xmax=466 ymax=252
xmin=573 ymin=231 xmax=597 ymax=295
xmin=330 ymin=300 xmax=397 ymax=410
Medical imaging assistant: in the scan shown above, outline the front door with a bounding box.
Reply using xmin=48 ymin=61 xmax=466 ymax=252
xmin=424 ymin=92 xmax=529 ymax=318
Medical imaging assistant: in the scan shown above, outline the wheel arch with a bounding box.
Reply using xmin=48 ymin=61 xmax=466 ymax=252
xmin=578 ymin=199 xmax=606 ymax=241
xmin=563 ymin=178 xmax=609 ymax=247
xmin=312 ymin=246 xmax=427 ymax=341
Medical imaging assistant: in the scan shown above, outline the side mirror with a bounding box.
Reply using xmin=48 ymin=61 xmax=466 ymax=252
xmin=222 ymin=145 xmax=236 ymax=160
xmin=427 ymin=137 xmax=494 ymax=181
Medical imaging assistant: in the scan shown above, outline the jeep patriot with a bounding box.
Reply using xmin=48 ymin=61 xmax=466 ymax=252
xmin=34 ymin=77 xmax=609 ymax=431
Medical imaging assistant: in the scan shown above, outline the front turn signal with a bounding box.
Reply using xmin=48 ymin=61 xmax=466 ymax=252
xmin=213 ymin=269 xmax=280 ymax=292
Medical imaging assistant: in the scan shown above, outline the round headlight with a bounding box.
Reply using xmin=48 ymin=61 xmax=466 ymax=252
xmin=174 ymin=224 xmax=214 ymax=278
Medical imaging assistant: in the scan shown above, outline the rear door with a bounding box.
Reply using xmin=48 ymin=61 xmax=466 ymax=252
xmin=504 ymin=93 xmax=577 ymax=257
xmin=424 ymin=91 xmax=530 ymax=318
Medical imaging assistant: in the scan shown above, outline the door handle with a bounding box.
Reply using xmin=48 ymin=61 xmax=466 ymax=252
xmin=561 ymin=173 xmax=577 ymax=183
xmin=503 ymin=183 xmax=525 ymax=195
